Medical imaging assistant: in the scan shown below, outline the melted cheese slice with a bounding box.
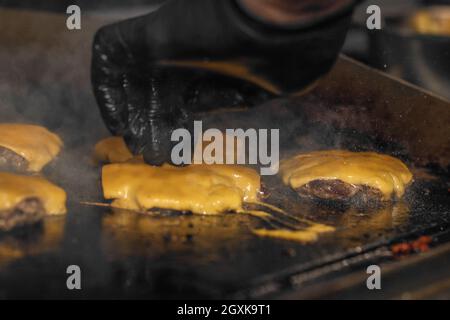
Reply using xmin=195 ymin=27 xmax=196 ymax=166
xmin=93 ymin=136 xmax=143 ymax=164
xmin=0 ymin=172 xmax=67 ymax=214
xmin=102 ymin=163 xmax=260 ymax=214
xmin=0 ymin=123 xmax=62 ymax=172
xmin=253 ymin=224 xmax=335 ymax=243
xmin=280 ymin=150 xmax=413 ymax=200
xmin=159 ymin=60 xmax=281 ymax=95
xmin=411 ymin=8 xmax=450 ymax=36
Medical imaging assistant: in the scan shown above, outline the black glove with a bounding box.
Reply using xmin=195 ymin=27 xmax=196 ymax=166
xmin=91 ymin=0 xmax=358 ymax=165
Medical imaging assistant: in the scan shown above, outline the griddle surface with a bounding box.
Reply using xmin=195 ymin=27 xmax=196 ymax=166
xmin=0 ymin=9 xmax=449 ymax=299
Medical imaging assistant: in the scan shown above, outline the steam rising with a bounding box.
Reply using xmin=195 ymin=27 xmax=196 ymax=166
xmin=0 ymin=14 xmax=109 ymax=201
xmin=0 ymin=9 xmax=409 ymax=203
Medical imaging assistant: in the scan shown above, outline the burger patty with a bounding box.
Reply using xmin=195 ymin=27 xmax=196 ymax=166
xmin=295 ymin=179 xmax=385 ymax=204
xmin=0 ymin=197 xmax=45 ymax=231
xmin=0 ymin=146 xmax=28 ymax=172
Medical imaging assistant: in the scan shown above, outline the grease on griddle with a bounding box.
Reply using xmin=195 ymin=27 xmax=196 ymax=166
xmin=100 ymin=208 xmax=252 ymax=259
xmin=0 ymin=217 xmax=65 ymax=267
xmin=242 ymin=201 xmax=335 ymax=243
xmin=335 ymin=202 xmax=410 ymax=247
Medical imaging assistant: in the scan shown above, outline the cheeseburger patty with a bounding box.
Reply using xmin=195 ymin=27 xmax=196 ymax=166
xmin=295 ymin=179 xmax=385 ymax=204
xmin=281 ymin=150 xmax=413 ymax=204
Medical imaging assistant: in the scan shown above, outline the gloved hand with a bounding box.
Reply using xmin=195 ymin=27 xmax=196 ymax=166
xmin=91 ymin=0 xmax=358 ymax=165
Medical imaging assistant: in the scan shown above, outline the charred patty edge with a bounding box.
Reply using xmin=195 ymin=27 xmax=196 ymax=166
xmin=294 ymin=179 xmax=387 ymax=204
xmin=0 ymin=197 xmax=45 ymax=231
xmin=0 ymin=146 xmax=28 ymax=172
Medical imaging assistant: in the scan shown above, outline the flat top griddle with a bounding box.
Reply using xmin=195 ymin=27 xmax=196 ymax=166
xmin=0 ymin=9 xmax=449 ymax=299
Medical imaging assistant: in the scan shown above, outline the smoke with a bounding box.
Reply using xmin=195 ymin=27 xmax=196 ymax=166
xmin=0 ymin=8 xmax=410 ymax=203
xmin=0 ymin=10 xmax=112 ymax=201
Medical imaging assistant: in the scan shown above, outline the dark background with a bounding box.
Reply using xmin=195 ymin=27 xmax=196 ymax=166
xmin=1 ymin=0 xmax=449 ymax=99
